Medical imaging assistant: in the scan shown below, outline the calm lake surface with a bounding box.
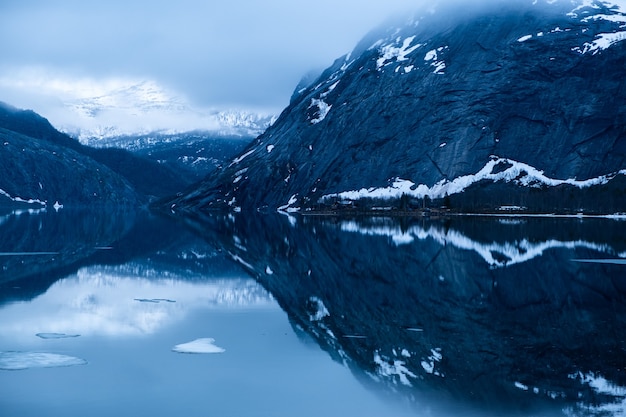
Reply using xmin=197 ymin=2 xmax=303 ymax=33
xmin=1 ymin=208 xmax=625 ymax=417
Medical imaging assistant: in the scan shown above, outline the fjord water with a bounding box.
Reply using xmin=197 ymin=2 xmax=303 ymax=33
xmin=1 ymin=209 xmax=625 ymax=417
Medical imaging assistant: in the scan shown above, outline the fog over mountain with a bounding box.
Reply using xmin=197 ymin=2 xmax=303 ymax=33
xmin=166 ymin=0 xmax=626 ymax=215
xmin=0 ymin=0 xmax=422 ymax=129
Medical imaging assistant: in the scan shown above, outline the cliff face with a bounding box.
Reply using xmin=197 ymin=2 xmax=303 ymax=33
xmin=168 ymin=0 xmax=626 ymax=213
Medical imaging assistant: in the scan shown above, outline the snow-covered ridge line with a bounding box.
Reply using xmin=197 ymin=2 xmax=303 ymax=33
xmin=321 ymin=156 xmax=626 ymax=203
xmin=336 ymin=220 xmax=620 ymax=268
xmin=0 ymin=188 xmax=46 ymax=206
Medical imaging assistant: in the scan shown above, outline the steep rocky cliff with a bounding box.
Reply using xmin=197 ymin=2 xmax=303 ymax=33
xmin=167 ymin=0 xmax=626 ymax=214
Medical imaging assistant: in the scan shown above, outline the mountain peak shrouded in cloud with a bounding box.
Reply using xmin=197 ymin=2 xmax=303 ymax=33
xmin=0 ymin=72 xmax=276 ymax=142
xmin=164 ymin=0 xmax=626 ymax=214
xmin=1 ymin=0 xmax=624 ymax=139
xmin=0 ymin=0 xmax=425 ymax=116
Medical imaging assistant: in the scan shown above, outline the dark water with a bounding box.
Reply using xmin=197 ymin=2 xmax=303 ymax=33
xmin=1 ymin=209 xmax=625 ymax=417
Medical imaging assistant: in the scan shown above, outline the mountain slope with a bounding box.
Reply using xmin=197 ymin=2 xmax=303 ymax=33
xmin=0 ymin=102 xmax=189 ymax=205
xmin=166 ymin=0 xmax=626 ymax=214
xmin=0 ymin=126 xmax=138 ymax=208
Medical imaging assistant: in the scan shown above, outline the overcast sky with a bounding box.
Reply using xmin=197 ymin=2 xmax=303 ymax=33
xmin=0 ymin=0 xmax=423 ymax=114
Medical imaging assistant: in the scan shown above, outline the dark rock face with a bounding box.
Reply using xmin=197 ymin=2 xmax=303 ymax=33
xmin=180 ymin=212 xmax=626 ymax=416
xmin=168 ymin=0 xmax=626 ymax=213
xmin=0 ymin=126 xmax=139 ymax=208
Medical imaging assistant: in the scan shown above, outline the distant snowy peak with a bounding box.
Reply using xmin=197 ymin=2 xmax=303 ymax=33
xmin=66 ymin=80 xmax=188 ymax=118
xmin=56 ymin=80 xmax=276 ymax=145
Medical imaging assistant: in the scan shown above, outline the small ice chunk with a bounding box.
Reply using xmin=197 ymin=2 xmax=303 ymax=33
xmin=134 ymin=298 xmax=176 ymax=303
xmin=517 ymin=34 xmax=532 ymax=42
xmin=36 ymin=333 xmax=80 ymax=339
xmin=172 ymin=338 xmax=225 ymax=354
xmin=0 ymin=351 xmax=87 ymax=370
xmin=265 ymin=266 xmax=274 ymax=275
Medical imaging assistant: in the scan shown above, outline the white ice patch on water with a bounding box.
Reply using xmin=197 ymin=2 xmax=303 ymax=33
xmin=518 ymin=34 xmax=533 ymax=42
xmin=172 ymin=338 xmax=225 ymax=354
xmin=321 ymin=156 xmax=626 ymax=203
xmin=36 ymin=333 xmax=80 ymax=339
xmin=374 ymin=351 xmax=417 ymax=386
xmin=266 ymin=144 xmax=275 ymax=153
xmin=0 ymin=351 xmax=87 ymax=370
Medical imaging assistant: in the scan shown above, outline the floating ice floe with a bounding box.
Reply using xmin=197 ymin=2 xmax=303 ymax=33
xmin=36 ymin=333 xmax=80 ymax=339
xmin=0 ymin=351 xmax=87 ymax=370
xmin=172 ymin=338 xmax=225 ymax=354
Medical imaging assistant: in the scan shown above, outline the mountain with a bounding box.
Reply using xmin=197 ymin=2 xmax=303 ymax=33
xmin=165 ymin=0 xmax=626 ymax=215
xmin=0 ymin=102 xmax=188 ymax=208
xmin=95 ymin=131 xmax=252 ymax=182
xmin=54 ymin=80 xmax=276 ymax=145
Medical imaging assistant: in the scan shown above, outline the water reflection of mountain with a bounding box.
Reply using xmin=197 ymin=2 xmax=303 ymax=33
xmin=0 ymin=209 xmax=244 ymax=305
xmin=181 ymin=212 xmax=626 ymax=416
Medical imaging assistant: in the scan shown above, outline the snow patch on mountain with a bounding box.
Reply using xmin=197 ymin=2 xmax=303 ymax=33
xmin=321 ymin=156 xmax=626 ymax=203
xmin=376 ymin=36 xmax=422 ymax=70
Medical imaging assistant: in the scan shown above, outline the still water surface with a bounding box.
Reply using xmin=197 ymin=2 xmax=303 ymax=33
xmin=0 ymin=209 xmax=625 ymax=416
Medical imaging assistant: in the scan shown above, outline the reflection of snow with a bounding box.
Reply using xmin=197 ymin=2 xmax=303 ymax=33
xmin=0 ymin=351 xmax=87 ymax=370
xmin=172 ymin=338 xmax=225 ymax=354
xmin=568 ymin=372 xmax=626 ymax=415
xmin=336 ymin=219 xmax=618 ymax=268
xmin=0 ymin=266 xmax=275 ymax=341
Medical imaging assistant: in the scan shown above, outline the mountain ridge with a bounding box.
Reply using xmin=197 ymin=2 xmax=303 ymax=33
xmin=164 ymin=0 xmax=626 ymax=215
xmin=0 ymin=102 xmax=188 ymax=208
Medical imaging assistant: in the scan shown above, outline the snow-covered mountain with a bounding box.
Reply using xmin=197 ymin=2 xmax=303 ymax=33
xmin=165 ymin=0 xmax=626 ymax=215
xmin=53 ymin=80 xmax=276 ymax=146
